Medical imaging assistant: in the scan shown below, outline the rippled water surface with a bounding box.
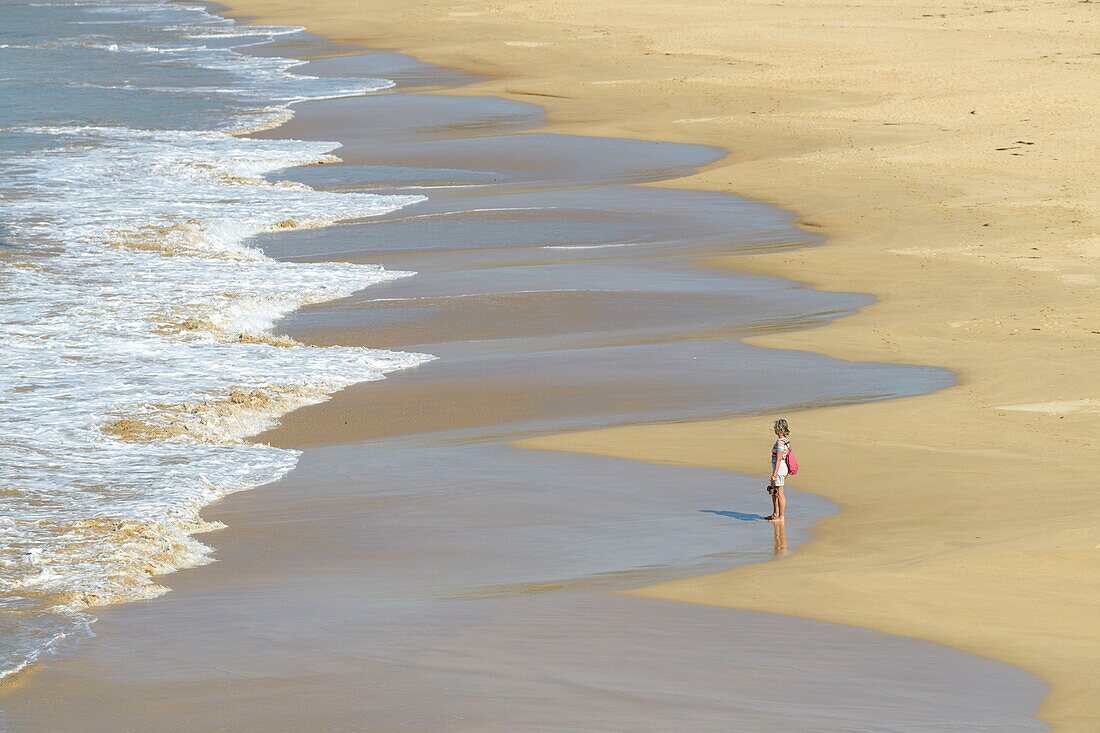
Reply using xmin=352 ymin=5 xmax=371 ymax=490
xmin=0 ymin=0 xmax=427 ymax=678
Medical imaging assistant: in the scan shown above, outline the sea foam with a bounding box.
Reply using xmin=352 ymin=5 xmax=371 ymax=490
xmin=0 ymin=0 xmax=429 ymax=678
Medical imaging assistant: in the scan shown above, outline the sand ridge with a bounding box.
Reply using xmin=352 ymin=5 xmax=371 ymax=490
xmin=221 ymin=1 xmax=1100 ymax=729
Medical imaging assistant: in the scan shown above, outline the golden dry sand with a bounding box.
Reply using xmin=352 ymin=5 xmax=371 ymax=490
xmin=225 ymin=1 xmax=1100 ymax=729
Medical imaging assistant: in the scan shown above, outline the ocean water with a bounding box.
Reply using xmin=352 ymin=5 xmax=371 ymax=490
xmin=0 ymin=1 xmax=429 ymax=679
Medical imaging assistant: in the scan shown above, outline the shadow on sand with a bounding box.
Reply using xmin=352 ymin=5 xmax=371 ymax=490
xmin=701 ymin=509 xmax=767 ymax=522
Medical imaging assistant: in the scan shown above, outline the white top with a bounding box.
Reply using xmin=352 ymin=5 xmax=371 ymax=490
xmin=771 ymin=438 xmax=790 ymax=476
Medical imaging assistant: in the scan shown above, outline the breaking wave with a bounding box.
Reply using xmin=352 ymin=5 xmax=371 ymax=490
xmin=0 ymin=0 xmax=430 ymax=678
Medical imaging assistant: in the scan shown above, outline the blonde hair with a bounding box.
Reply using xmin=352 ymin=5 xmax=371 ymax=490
xmin=773 ymin=418 xmax=790 ymax=437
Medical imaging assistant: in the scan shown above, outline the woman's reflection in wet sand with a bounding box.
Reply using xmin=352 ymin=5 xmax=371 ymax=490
xmin=773 ymin=519 xmax=788 ymax=557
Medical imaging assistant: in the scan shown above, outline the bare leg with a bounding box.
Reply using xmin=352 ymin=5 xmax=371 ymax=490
xmin=775 ymin=486 xmax=786 ymax=520
xmin=764 ymin=484 xmax=779 ymax=520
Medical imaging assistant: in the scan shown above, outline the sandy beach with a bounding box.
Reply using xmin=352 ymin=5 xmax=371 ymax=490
xmin=1 ymin=0 xmax=1095 ymax=729
xmin=217 ymin=0 xmax=1100 ymax=730
xmin=0 ymin=38 xmax=1047 ymax=726
xmin=0 ymin=18 xmax=1052 ymax=733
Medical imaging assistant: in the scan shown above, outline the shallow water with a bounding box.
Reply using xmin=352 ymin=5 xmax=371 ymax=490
xmin=0 ymin=6 xmax=1048 ymax=732
xmin=0 ymin=443 xmax=1047 ymax=732
xmin=260 ymin=90 xmax=951 ymax=442
xmin=0 ymin=0 xmax=426 ymax=680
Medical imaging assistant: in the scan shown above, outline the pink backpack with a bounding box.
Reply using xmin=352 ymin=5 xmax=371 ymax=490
xmin=785 ymin=445 xmax=799 ymax=475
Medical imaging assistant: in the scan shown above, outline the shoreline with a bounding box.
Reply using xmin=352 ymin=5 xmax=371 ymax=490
xmin=218 ymin=1 xmax=1100 ymax=730
xmin=0 ymin=13 xmax=1049 ymax=731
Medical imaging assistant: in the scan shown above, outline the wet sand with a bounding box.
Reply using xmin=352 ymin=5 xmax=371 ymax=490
xmin=206 ymin=1 xmax=1100 ymax=728
xmin=250 ymin=84 xmax=946 ymax=445
xmin=0 ymin=446 xmax=1044 ymax=732
xmin=0 ymin=46 xmax=1047 ymax=732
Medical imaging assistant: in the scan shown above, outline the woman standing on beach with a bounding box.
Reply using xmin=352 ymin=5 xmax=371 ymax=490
xmin=765 ymin=419 xmax=791 ymax=522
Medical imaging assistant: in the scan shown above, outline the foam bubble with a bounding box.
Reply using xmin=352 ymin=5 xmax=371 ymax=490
xmin=0 ymin=0 xmax=431 ymax=677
